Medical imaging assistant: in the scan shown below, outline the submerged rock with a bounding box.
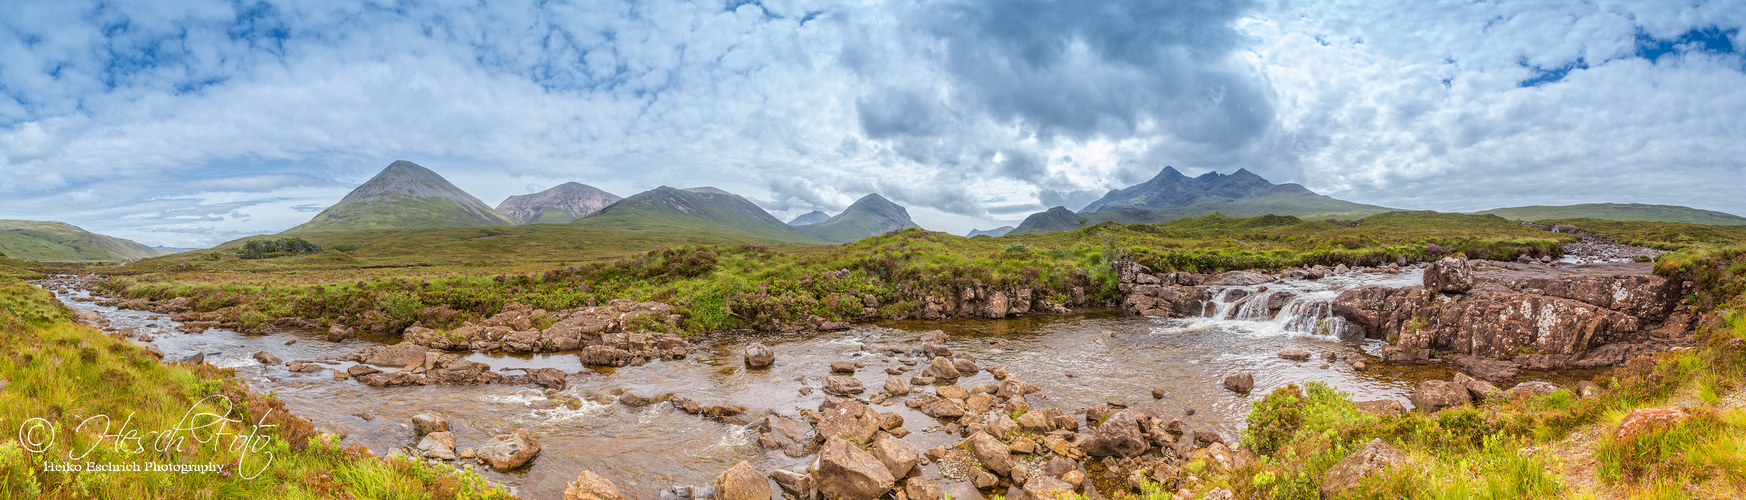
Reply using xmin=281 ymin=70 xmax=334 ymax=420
xmin=1223 ymin=373 xmax=1254 ymax=394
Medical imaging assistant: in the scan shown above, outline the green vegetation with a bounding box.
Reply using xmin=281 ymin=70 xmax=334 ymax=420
xmin=1478 ymin=203 xmax=1746 ymax=226
xmin=0 ymin=220 xmax=163 ymax=262
xmin=92 ymin=211 xmax=1566 ymax=337
xmin=795 ymin=194 xmax=919 ymax=243
xmin=576 ymin=187 xmax=823 ymax=244
xmin=1189 ymin=244 xmax=1746 ymax=499
xmin=0 ymin=277 xmax=512 ymax=499
xmin=238 ymin=238 xmax=323 ymax=260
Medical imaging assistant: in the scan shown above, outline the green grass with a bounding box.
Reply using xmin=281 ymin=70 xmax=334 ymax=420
xmin=1478 ymin=203 xmax=1746 ymax=226
xmin=0 ymin=277 xmax=512 ymax=499
xmin=576 ymin=187 xmax=822 ymax=244
xmin=287 ymin=197 xmax=514 ymax=234
xmin=0 ymin=220 xmax=162 ymax=262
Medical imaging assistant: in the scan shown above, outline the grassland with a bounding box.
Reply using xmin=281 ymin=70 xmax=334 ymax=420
xmin=0 ymin=220 xmax=162 ymax=262
xmin=0 ymin=276 xmax=512 ymax=499
xmin=89 ymin=211 xmax=1568 ymax=335
xmin=1479 ymin=203 xmax=1746 ymax=226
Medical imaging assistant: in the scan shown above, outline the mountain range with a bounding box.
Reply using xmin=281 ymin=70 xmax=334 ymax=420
xmin=495 ymin=182 xmax=622 ymax=224
xmin=285 ymin=161 xmax=514 ymax=233
xmin=1476 ymin=203 xmax=1746 ymax=226
xmin=967 ymin=226 xmax=1014 ymax=238
xmin=1011 ymin=167 xmax=1396 ymax=234
xmin=0 ymin=220 xmax=164 ymax=261
xmin=573 ymin=186 xmax=820 ymax=243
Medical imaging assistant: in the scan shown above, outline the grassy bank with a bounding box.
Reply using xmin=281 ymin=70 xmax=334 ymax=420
xmin=0 ymin=277 xmax=513 ymax=499
xmin=90 ymin=212 xmax=1566 ymax=335
xmin=1170 ymin=247 xmax=1746 ymax=499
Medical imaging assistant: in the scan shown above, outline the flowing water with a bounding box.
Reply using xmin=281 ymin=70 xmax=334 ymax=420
xmin=42 ymin=268 xmax=1588 ymax=499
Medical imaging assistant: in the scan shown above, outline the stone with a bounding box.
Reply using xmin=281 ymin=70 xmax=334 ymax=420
xmin=1408 ymin=380 xmax=1471 ymax=414
xmin=936 ymin=385 xmax=969 ymax=400
xmin=564 ymin=470 xmax=627 ymax=500
xmin=952 ymin=357 xmax=979 ymax=375
xmin=759 ymin=414 xmax=815 ymax=457
xmin=477 ymin=428 xmax=542 ymax=471
xmin=966 ymin=432 xmax=1014 ymax=476
xmin=825 ymin=375 xmax=865 ymax=395
xmin=1279 ymin=350 xmax=1312 ymax=361
xmin=919 ymin=398 xmax=967 ymax=419
xmin=1152 ymin=387 xmax=1165 ymax=399
xmin=920 ymin=357 xmax=961 ymax=379
xmin=1504 ymin=381 xmax=1563 ymax=399
xmin=418 ymin=431 xmax=457 ymax=460
xmin=342 ymin=341 xmax=427 ymax=368
xmin=347 ymin=364 xmax=381 ymax=377
xmin=1575 ymin=380 xmax=1602 ymax=399
xmin=815 ymin=402 xmax=881 ymax=446
xmin=744 ymin=343 xmax=775 ymax=368
xmin=1193 ymin=428 xmax=1223 ymax=447
xmin=884 ymin=376 xmax=911 ymax=396
xmin=965 ymin=393 xmax=994 ymax=413
xmin=832 ymin=361 xmax=858 ymax=374
xmin=770 ymin=469 xmax=814 ymax=500
xmin=872 ymin=432 xmax=921 ymax=479
xmin=1223 ymin=373 xmax=1254 ymax=394
xmin=1319 ymin=438 xmax=1406 ymax=498
xmin=326 ymin=324 xmax=356 ymax=342
xmin=904 ymin=477 xmax=945 ymax=500
xmin=811 ymin=436 xmax=897 ymax=500
xmin=1081 ymin=410 xmax=1149 ymax=458
xmin=987 ymin=414 xmax=1019 ymax=440
xmin=1424 ymin=257 xmax=1474 ymax=293
xmin=315 ymin=420 xmax=349 ymax=440
xmin=1354 ymin=400 xmax=1407 ymax=417
xmin=252 ymin=351 xmax=282 ymax=365
xmin=967 ymin=466 xmax=999 ymax=489
xmin=411 ymin=413 xmax=449 ymax=436
xmin=714 ymin=461 xmax=772 ymax=500
xmin=1021 ymin=475 xmax=1076 ymax=500
xmin=1017 ymin=409 xmax=1051 ymax=432
xmin=1615 ymin=406 xmax=1689 ymax=441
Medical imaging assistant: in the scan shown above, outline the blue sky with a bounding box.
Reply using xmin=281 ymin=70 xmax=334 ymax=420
xmin=1 ymin=0 xmax=1743 ymax=247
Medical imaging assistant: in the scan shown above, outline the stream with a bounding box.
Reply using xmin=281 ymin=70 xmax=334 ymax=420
xmin=40 ymin=267 xmax=1584 ymax=499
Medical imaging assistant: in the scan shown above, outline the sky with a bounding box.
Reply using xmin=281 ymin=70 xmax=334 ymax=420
xmin=1 ymin=0 xmax=1743 ymax=248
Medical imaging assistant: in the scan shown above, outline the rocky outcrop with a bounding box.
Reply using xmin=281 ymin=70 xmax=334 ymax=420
xmin=1319 ymin=438 xmax=1406 ymax=498
xmin=1424 ymin=257 xmax=1473 ymax=293
xmin=1615 ymin=406 xmax=1688 ymax=441
xmin=403 ymin=301 xmax=691 ymax=367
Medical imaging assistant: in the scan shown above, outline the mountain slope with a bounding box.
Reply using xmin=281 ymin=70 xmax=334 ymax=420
xmin=1477 ymin=203 xmax=1746 ymax=226
xmin=795 ymin=194 xmax=921 ymax=243
xmin=1014 ymin=167 xmax=1393 ymax=234
xmin=574 ymin=186 xmax=822 ymax=244
xmin=286 ymin=161 xmax=513 ymax=233
xmin=496 ymin=182 xmax=623 ymax=224
xmin=966 ymin=226 xmax=1015 ymax=238
xmin=0 ymin=220 xmax=162 ymax=261
xmin=788 ymin=211 xmax=831 ymax=226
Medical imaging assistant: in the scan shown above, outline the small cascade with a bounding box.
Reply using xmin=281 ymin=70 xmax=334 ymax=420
xmin=1227 ymin=291 xmax=1279 ymax=321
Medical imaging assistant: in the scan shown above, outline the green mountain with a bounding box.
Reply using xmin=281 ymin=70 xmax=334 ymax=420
xmin=788 ymin=211 xmax=831 ymax=226
xmin=795 ymin=194 xmax=920 ymax=243
xmin=1476 ymin=203 xmax=1746 ymax=226
xmin=966 ymin=226 xmax=1014 ymax=238
xmin=285 ymin=161 xmax=513 ymax=233
xmin=0 ymin=220 xmax=163 ymax=261
xmin=496 ymin=182 xmax=623 ymax=224
xmin=1012 ymin=167 xmax=1393 ymax=234
xmin=574 ymin=186 xmax=823 ymax=244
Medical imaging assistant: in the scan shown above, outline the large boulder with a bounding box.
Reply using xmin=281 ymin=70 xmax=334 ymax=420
xmin=744 ymin=343 xmax=775 ymax=368
xmin=920 ymin=356 xmax=961 ymax=379
xmin=905 ymin=477 xmax=945 ymax=500
xmin=1080 ymin=410 xmax=1149 ymax=458
xmin=477 ymin=428 xmax=542 ymax=471
xmin=564 ymin=470 xmax=627 ymax=500
xmin=1021 ymin=475 xmax=1077 ymax=499
xmin=824 ymin=375 xmax=866 ymax=395
xmin=1318 ymin=438 xmax=1406 ymax=498
xmin=1615 ymin=406 xmax=1688 ymax=441
xmin=965 ymin=432 xmax=1013 ymax=477
xmin=759 ymin=415 xmax=815 ymax=457
xmin=342 ymin=342 xmax=428 ymax=368
xmin=1408 ymin=380 xmax=1471 ymax=414
xmin=884 ymin=376 xmax=911 ymax=396
xmin=1424 ymin=257 xmax=1473 ymax=293
xmin=1223 ymin=373 xmax=1255 ymax=394
xmin=411 ymin=413 xmax=449 ymax=436
xmin=811 ymin=436 xmax=897 ymax=500
xmin=871 ymin=432 xmax=920 ymax=479
xmin=714 ymin=461 xmax=773 ymax=500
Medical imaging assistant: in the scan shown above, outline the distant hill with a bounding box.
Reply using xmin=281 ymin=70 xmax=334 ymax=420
xmin=795 ymin=194 xmax=921 ymax=243
xmin=575 ymin=186 xmax=822 ymax=244
xmin=788 ymin=211 xmax=831 ymax=226
xmin=966 ymin=226 xmax=1014 ymax=238
xmin=1477 ymin=203 xmax=1746 ymax=226
xmin=151 ymin=246 xmax=202 ymax=255
xmin=496 ymin=182 xmax=623 ymax=224
xmin=1012 ymin=167 xmax=1393 ymax=234
xmin=0 ymin=220 xmax=161 ymax=261
xmin=286 ymin=161 xmax=514 ymax=233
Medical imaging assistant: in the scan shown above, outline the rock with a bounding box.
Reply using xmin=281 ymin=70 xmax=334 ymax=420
xmin=315 ymin=420 xmax=350 ymax=440
xmin=744 ymin=343 xmax=775 ymax=368
xmin=965 ymin=393 xmax=994 ymax=413
xmin=327 ymin=324 xmax=356 ymax=342
xmin=714 ymin=461 xmax=772 ymax=500
xmin=565 ymin=470 xmax=627 ymax=500
xmin=1408 ymin=380 xmax=1471 ymax=414
xmin=919 ymin=398 xmax=967 ymax=419
xmin=952 ymin=357 xmax=979 ymax=375
xmin=811 ymin=436 xmax=897 ymax=500
xmin=1223 ymin=373 xmax=1254 ymax=394
xmin=411 ymin=413 xmax=449 ymax=436
xmin=1504 ymin=381 xmax=1563 ymax=399
xmin=920 ymin=357 xmax=961 ymax=379
xmin=1021 ymin=475 xmax=1076 ymax=499
xmin=966 ymin=432 xmax=1013 ymax=476
xmin=1164 ymin=419 xmax=1185 ymax=436
xmin=824 ymin=375 xmax=865 ymax=395
xmin=1193 ymin=428 xmax=1223 ymax=447
xmin=967 ymin=466 xmax=999 ymax=489
xmin=1279 ymin=350 xmax=1312 ymax=361
xmin=1454 ymin=373 xmax=1500 ymax=402
xmin=182 ymin=352 xmax=206 ymax=365
xmin=252 ymin=351 xmax=283 ymax=365
xmin=1575 ymin=380 xmax=1602 ymax=399
xmin=418 ymin=431 xmax=458 ymax=460
xmin=936 ymin=385 xmax=969 ymax=400
xmin=1152 ymin=387 xmax=1165 ymax=399
xmin=884 ymin=376 xmax=911 ymax=396
xmin=832 ymin=361 xmax=858 ymax=374
xmin=1354 ymin=400 xmax=1407 ymax=417
xmin=1615 ymin=407 xmax=1689 ymax=441
xmin=1319 ymin=438 xmax=1406 ymax=498
xmin=347 ymin=364 xmax=381 ymax=377
xmin=1205 ymin=271 xmax=1275 ymax=286
xmin=342 ymin=342 xmax=428 ymax=368
xmin=770 ymin=469 xmax=814 ymax=500
xmin=871 ymin=432 xmax=920 ymax=478
xmin=1080 ymin=410 xmax=1149 ymax=458
xmin=815 ymin=402 xmax=881 ymax=445
xmin=1424 ymin=257 xmax=1474 ymax=293
xmin=988 ymin=366 xmax=1010 ymax=380
xmin=904 ymin=477 xmax=945 ymax=500
xmin=760 ymin=414 xmax=816 ymax=457
xmin=477 ymin=428 xmax=542 ymax=471
xmin=1449 ymin=355 xmax=1520 ymax=383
